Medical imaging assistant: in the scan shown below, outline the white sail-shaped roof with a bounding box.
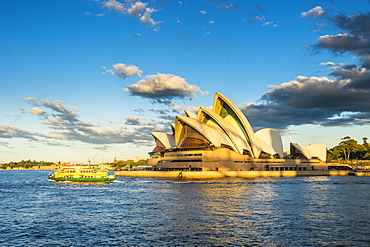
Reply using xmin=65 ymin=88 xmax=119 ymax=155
xmin=291 ymin=143 xmax=312 ymax=159
xmin=151 ymin=132 xmax=175 ymax=149
xmin=196 ymin=107 xmax=251 ymax=154
xmin=184 ymin=110 xmax=197 ymax=119
xmin=212 ymin=92 xmax=262 ymax=158
xmin=175 ymin=116 xmax=236 ymax=150
xmin=255 ymin=128 xmax=284 ymax=158
xmin=306 ymin=144 xmax=327 ymax=162
xmin=290 ymin=143 xmax=326 ymax=161
xmin=256 ymin=137 xmax=279 ymax=157
xmin=170 ymin=123 xmax=175 ymax=135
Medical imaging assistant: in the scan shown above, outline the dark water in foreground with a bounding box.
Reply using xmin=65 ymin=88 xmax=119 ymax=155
xmin=1 ymin=171 xmax=370 ymax=246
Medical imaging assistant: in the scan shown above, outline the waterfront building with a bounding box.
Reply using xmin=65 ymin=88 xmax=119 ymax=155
xmin=148 ymin=92 xmax=327 ymax=172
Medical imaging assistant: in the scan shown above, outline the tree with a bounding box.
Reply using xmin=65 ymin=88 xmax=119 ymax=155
xmin=361 ymin=137 xmax=370 ymax=160
xmin=337 ymin=137 xmax=365 ymax=161
xmin=327 ymin=148 xmax=342 ymax=162
xmin=363 ymin=137 xmax=369 ymax=150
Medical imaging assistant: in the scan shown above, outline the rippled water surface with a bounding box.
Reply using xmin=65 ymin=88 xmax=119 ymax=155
xmin=1 ymin=170 xmax=370 ymax=246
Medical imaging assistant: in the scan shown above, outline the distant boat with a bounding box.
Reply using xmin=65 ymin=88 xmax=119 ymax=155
xmin=48 ymin=164 xmax=116 ymax=182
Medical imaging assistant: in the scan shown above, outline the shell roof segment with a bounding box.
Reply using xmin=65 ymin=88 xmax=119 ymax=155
xmin=212 ymin=92 xmax=262 ymax=158
xmin=197 ymin=107 xmax=251 ymax=154
xmin=175 ymin=116 xmax=235 ymax=150
xmin=151 ymin=132 xmax=175 ymax=149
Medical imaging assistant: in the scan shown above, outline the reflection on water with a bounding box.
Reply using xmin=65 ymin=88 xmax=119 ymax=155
xmin=1 ymin=171 xmax=370 ymax=246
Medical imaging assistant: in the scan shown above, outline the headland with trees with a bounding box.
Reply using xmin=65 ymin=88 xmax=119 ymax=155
xmin=0 ymin=158 xmax=148 ymax=170
xmin=327 ymin=136 xmax=370 ymax=169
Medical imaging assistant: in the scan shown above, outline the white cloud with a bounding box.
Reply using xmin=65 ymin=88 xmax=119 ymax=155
xmin=124 ymin=116 xmax=141 ymax=125
xmin=22 ymin=97 xmax=38 ymax=101
xmin=301 ymin=6 xmax=326 ymax=18
xmin=139 ymin=7 xmax=160 ymax=26
xmin=128 ymin=1 xmax=147 ymax=17
xmin=11 ymin=98 xmax=160 ymax=145
xmin=262 ymin=21 xmax=277 ymax=27
xmin=124 ymin=73 xmax=203 ymax=101
xmin=29 ymin=107 xmax=45 ymax=116
xmin=109 ymin=63 xmax=143 ymax=78
xmin=101 ymin=1 xmax=161 ymax=28
xmin=186 ymin=105 xmax=200 ymax=113
xmin=103 ymin=0 xmax=126 ymax=13
xmin=169 ymin=102 xmax=184 ymax=113
xmin=321 ymin=62 xmax=335 ymax=66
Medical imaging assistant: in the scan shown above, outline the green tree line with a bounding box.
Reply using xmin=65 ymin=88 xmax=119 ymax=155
xmin=0 ymin=160 xmax=54 ymax=169
xmin=105 ymin=158 xmax=148 ymax=170
xmin=1 ymin=158 xmax=148 ymax=170
xmin=327 ymin=136 xmax=370 ymax=162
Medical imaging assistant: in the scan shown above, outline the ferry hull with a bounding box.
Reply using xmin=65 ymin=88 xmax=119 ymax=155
xmin=49 ymin=175 xmax=116 ymax=182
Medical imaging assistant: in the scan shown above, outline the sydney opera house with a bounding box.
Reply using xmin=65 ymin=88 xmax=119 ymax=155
xmin=148 ymin=92 xmax=328 ymax=172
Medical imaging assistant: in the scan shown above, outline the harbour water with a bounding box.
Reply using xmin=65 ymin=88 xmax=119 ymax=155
xmin=1 ymin=170 xmax=370 ymax=246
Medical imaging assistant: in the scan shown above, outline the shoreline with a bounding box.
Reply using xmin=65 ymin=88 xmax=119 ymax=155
xmin=3 ymin=169 xmax=368 ymax=178
xmin=115 ymin=170 xmax=351 ymax=179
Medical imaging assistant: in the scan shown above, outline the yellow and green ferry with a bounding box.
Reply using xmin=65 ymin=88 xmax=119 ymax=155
xmin=48 ymin=164 xmax=116 ymax=182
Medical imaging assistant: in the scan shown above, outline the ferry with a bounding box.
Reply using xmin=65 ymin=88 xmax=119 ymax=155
xmin=48 ymin=164 xmax=116 ymax=182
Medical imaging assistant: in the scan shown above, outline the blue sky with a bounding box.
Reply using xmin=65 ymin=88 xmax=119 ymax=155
xmin=1 ymin=0 xmax=369 ymax=163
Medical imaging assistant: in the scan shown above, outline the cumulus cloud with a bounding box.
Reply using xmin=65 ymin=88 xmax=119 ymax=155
xmin=139 ymin=7 xmax=161 ymax=26
xmin=104 ymin=0 xmax=126 ymax=13
xmin=124 ymin=73 xmax=205 ymax=102
xmin=108 ymin=63 xmax=143 ymax=78
xmin=332 ymin=12 xmax=370 ymax=36
xmin=315 ymin=33 xmax=370 ymax=54
xmin=301 ymin=6 xmax=326 ymax=19
xmin=263 ymin=75 xmax=370 ymax=112
xmin=241 ymin=65 xmax=370 ymax=130
xmin=240 ymin=11 xmax=370 ymax=131
xmin=101 ymin=0 xmax=161 ymax=28
xmin=128 ymin=1 xmax=147 ymax=17
xmin=312 ymin=12 xmax=370 ymax=69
